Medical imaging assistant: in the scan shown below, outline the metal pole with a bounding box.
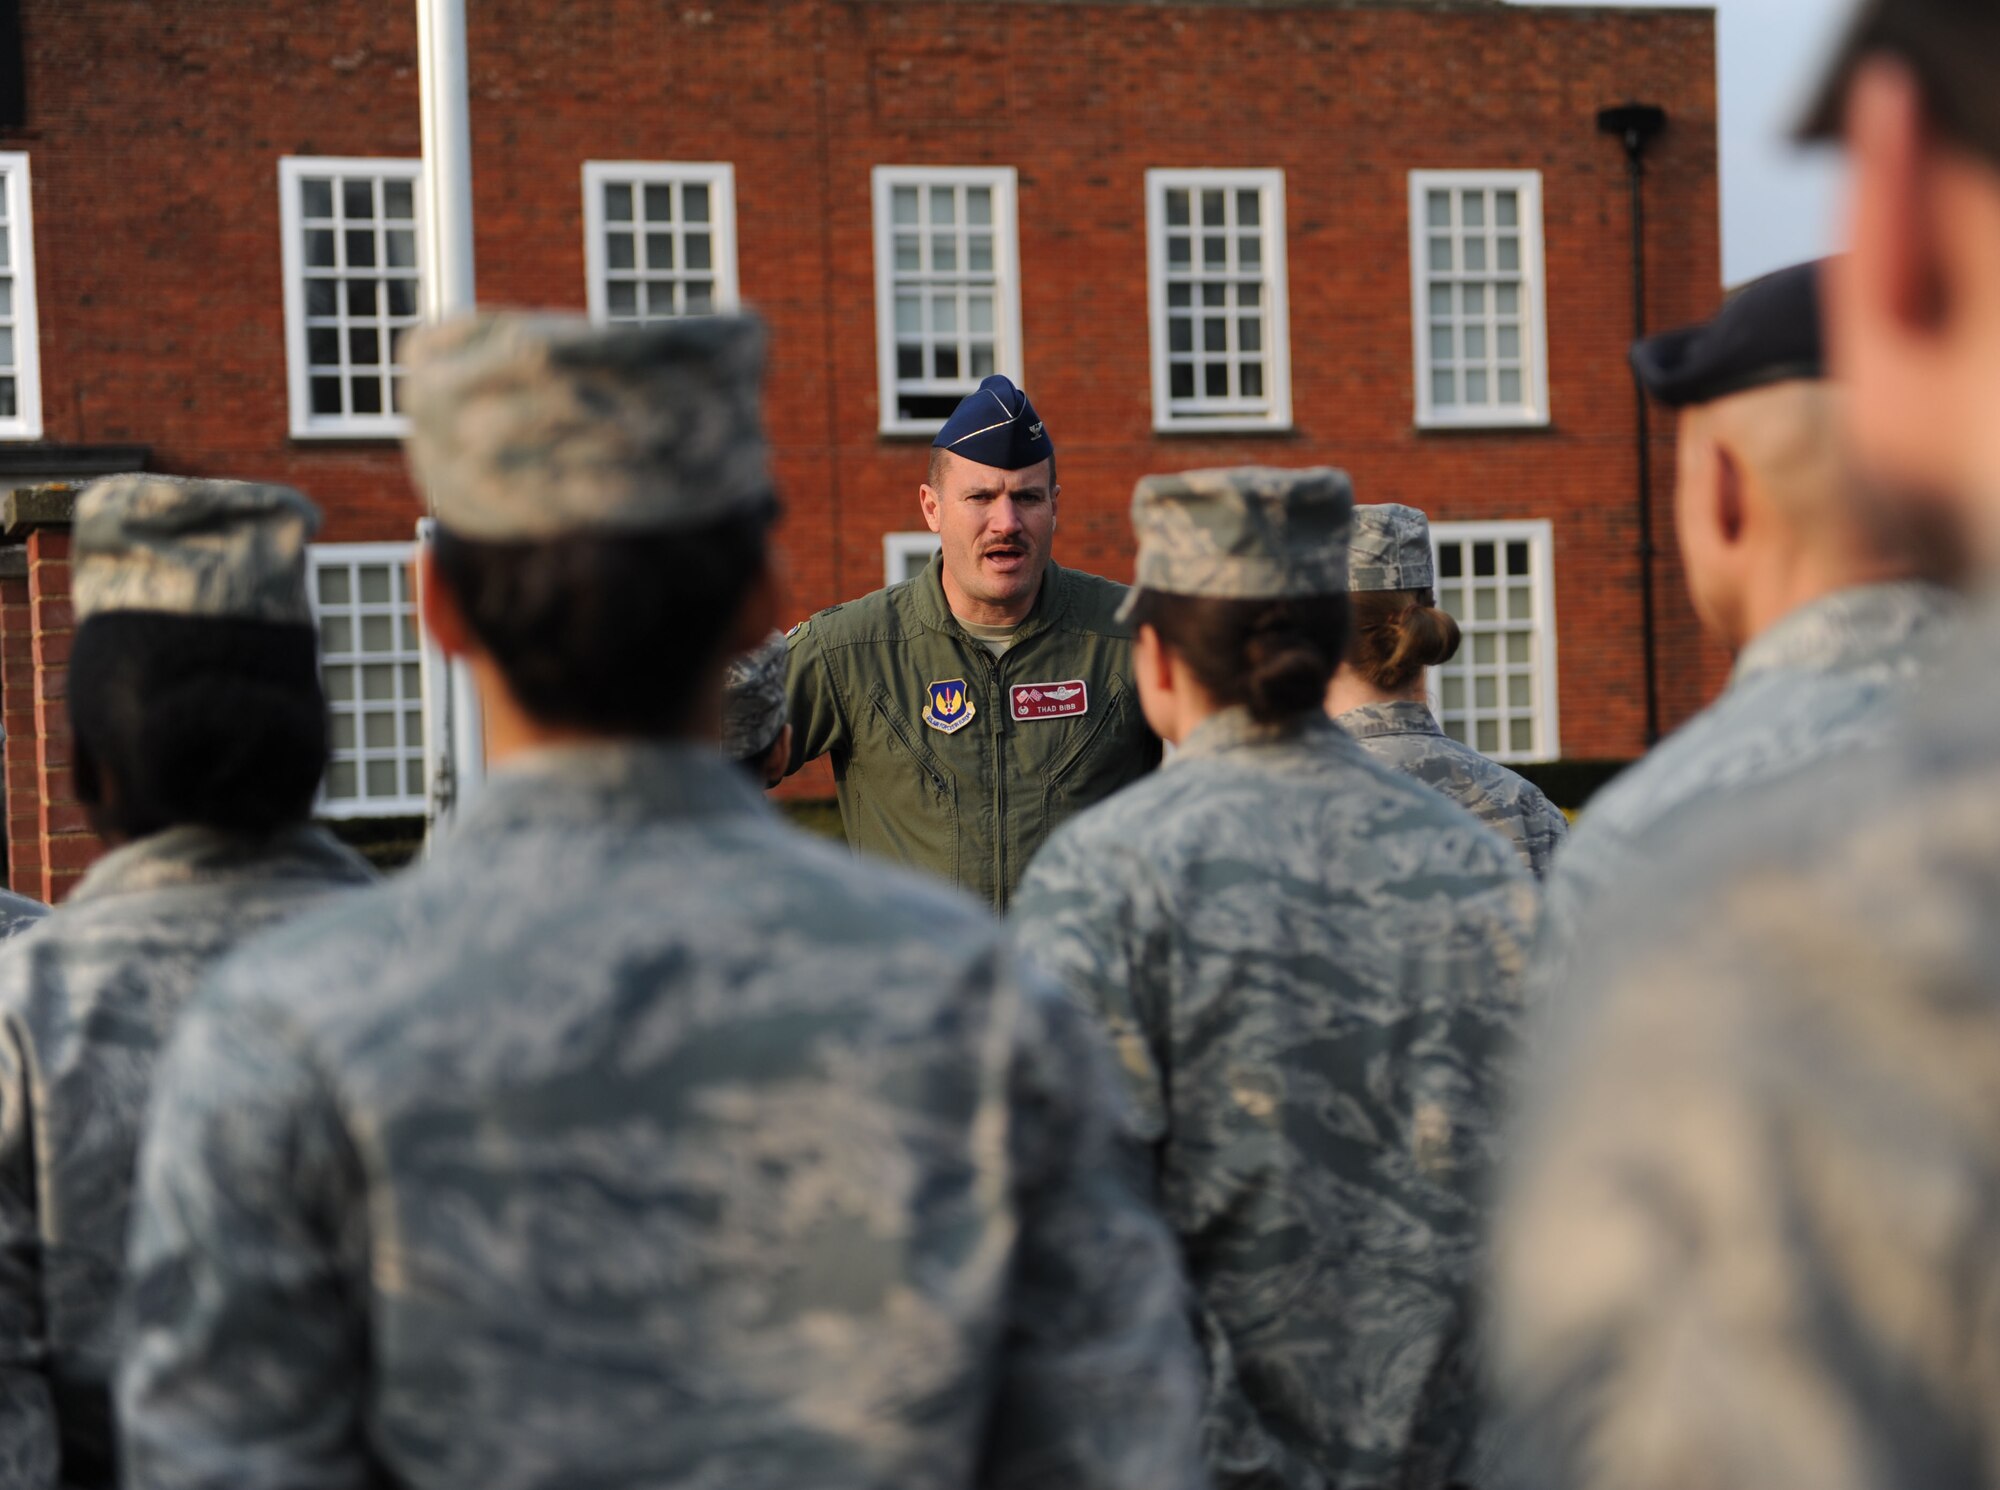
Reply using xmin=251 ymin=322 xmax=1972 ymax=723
xmin=1598 ymin=102 xmax=1667 ymax=748
xmin=417 ymin=0 xmax=484 ymax=832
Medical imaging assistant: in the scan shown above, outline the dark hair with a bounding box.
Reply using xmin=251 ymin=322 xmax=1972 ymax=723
xmin=431 ymin=509 xmax=771 ymax=736
xmin=69 ymin=613 xmax=329 ymax=840
xmin=926 ymin=445 xmax=1058 ymax=492
xmin=1129 ymin=590 xmax=1350 ymax=725
xmin=1346 ymin=588 xmax=1462 ymax=692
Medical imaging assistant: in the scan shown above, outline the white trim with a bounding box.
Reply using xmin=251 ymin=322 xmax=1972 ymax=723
xmin=1428 ymin=518 xmax=1560 ymax=762
xmin=280 ymin=156 xmax=426 ymax=440
xmin=1409 ymin=169 xmax=1550 ymax=430
xmin=871 ymin=165 xmax=1023 ymax=437
xmin=308 ymin=540 xmax=430 ymax=819
xmin=883 ymin=529 xmax=941 ymax=587
xmin=581 ymin=162 xmax=740 ymax=325
xmin=1144 ymin=168 xmax=1291 ymax=434
xmin=0 ymin=157 xmax=42 ymax=440
xmin=0 ymin=155 xmax=42 ymax=440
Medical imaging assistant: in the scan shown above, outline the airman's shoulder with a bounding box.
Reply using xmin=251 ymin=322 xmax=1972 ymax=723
xmin=1052 ymin=565 xmax=1137 ymax=636
xmin=786 ymin=583 xmax=921 ymax=651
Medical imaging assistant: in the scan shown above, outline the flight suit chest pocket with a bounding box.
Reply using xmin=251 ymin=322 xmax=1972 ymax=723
xmin=854 ymin=686 xmax=961 ymax=886
xmin=1044 ymin=673 xmax=1134 ymax=795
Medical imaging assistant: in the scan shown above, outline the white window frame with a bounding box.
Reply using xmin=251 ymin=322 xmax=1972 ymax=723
xmin=871 ymin=165 xmax=1024 ymax=437
xmin=1427 ymin=518 xmax=1560 ymax=763
xmin=1144 ymin=168 xmax=1291 ymax=434
xmin=0 ymin=155 xmax=43 ymax=441
xmin=308 ymin=540 xmax=431 ymax=819
xmin=280 ymin=156 xmax=425 ymax=440
xmin=1409 ymin=169 xmax=1550 ymax=430
xmin=581 ymin=162 xmax=740 ymax=326
xmin=883 ymin=530 xmax=941 ymax=587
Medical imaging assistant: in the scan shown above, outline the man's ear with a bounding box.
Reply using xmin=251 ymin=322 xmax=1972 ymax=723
xmin=918 ymin=482 xmax=944 ymax=535
xmin=414 ymin=546 xmax=476 ymax=660
xmin=1716 ymin=443 xmax=1746 ymax=546
xmin=1135 ymin=622 xmax=1174 ymax=695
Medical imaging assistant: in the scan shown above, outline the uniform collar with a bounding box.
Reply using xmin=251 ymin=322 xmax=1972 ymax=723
xmin=911 ymin=551 xmax=1072 ymax=646
xmin=1332 ymin=700 xmax=1445 ymax=741
xmin=67 ymin=823 xmax=374 ymax=905
xmin=1730 ymin=580 xmax=1959 ymax=687
xmin=449 ymin=739 xmax=772 ymax=838
xmin=1169 ymin=705 xmax=1345 ymax=765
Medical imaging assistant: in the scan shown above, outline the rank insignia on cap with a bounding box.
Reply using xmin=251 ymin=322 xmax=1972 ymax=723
xmin=923 ymin=679 xmax=976 ymax=734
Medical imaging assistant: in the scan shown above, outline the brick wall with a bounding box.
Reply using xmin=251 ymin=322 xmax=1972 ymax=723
xmin=0 ymin=490 xmax=101 ymax=901
xmin=3 ymin=0 xmax=1725 ymax=862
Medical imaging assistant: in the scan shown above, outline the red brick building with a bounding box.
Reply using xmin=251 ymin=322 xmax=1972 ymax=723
xmin=0 ymin=0 xmax=1722 ymax=898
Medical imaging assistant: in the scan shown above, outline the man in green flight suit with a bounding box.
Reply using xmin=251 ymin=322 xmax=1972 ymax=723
xmin=785 ymin=376 xmax=1160 ymax=909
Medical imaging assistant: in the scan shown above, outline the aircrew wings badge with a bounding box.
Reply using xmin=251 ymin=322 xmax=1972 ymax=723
xmin=923 ymin=679 xmax=976 ymax=734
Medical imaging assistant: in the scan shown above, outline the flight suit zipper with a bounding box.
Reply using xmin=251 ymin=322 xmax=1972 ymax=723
xmin=982 ymin=646 xmax=1007 ymax=909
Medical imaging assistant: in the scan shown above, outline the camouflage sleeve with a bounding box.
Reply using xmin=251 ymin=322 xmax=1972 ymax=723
xmin=978 ymin=971 xmax=1205 ymax=1490
xmin=0 ymin=1018 xmax=56 ymax=1490
xmin=1527 ymin=798 xmax=1569 ymax=881
xmin=118 ymin=986 xmax=377 ymax=1490
xmin=1008 ymin=834 xmax=1168 ymax=1147
xmin=782 ymin=616 xmax=847 ymax=776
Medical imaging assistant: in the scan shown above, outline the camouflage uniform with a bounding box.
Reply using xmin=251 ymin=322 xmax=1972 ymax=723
xmin=120 ymin=313 xmax=1205 ymax=1490
xmin=1013 ymin=468 xmax=1537 ymax=1490
xmin=722 ymin=630 xmax=789 ymax=762
xmin=1337 ymin=505 xmax=1567 ymax=880
xmin=1334 ymin=702 xmax=1568 ymax=879
xmin=1528 ymin=579 xmax=1955 ymax=1015
xmin=0 ymin=897 xmax=45 ymax=944
xmin=0 ymin=474 xmax=374 ymax=1490
xmin=1488 ymin=606 xmax=2000 ymax=1490
xmin=0 ymin=828 xmax=371 ymax=1489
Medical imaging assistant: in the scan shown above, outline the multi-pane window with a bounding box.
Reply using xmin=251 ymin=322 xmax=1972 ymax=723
xmin=1409 ymin=170 xmax=1549 ymax=428
xmin=309 ymin=544 xmax=429 ymax=818
xmin=0 ymin=155 xmax=41 ymax=439
xmin=583 ymin=163 xmax=739 ymax=326
xmin=1146 ymin=169 xmax=1291 ymax=432
xmin=281 ymin=157 xmax=423 ymax=438
xmin=1430 ymin=520 xmax=1559 ymax=762
xmin=872 ymin=166 xmax=1022 ymax=434
xmin=884 ymin=531 xmax=941 ymax=586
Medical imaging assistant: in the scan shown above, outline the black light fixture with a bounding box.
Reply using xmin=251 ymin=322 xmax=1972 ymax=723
xmin=1599 ymin=102 xmax=1667 ymax=746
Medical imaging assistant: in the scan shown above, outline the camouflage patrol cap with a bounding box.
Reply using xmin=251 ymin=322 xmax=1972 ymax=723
xmin=1116 ymin=466 xmax=1355 ymax=621
xmin=1348 ymin=503 xmax=1436 ymax=592
xmin=722 ymin=630 xmax=789 ymax=761
xmin=403 ymin=311 xmax=774 ymax=539
xmin=73 ymin=474 xmax=319 ymax=625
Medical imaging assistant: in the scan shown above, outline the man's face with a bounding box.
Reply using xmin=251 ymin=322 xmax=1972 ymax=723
xmin=1831 ymin=62 xmax=2000 ymax=552
xmin=920 ymin=452 xmax=1059 ymax=619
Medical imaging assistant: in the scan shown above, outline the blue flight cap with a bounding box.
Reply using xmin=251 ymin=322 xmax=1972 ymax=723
xmin=931 ymin=375 xmax=1053 ymax=472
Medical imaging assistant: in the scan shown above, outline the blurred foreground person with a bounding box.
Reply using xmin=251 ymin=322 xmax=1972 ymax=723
xmin=1491 ymin=4 xmax=2000 ymax=1486
xmin=1527 ymin=259 xmax=1958 ymax=1011
xmin=0 ymin=476 xmax=373 ymax=1488
xmin=1013 ymin=467 xmax=1534 ymax=1490
xmin=119 ymin=314 xmax=1204 ymax=1490
xmin=785 ymin=376 xmax=1159 ymax=910
xmin=1328 ymin=503 xmax=1568 ymax=878
xmin=722 ymin=630 xmax=791 ymax=787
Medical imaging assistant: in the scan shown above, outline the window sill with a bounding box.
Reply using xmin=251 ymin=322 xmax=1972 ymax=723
xmin=1150 ymin=421 xmax=1298 ymax=439
xmin=290 ymin=421 xmax=413 ymax=443
xmin=1414 ymin=415 xmax=1554 ymax=436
